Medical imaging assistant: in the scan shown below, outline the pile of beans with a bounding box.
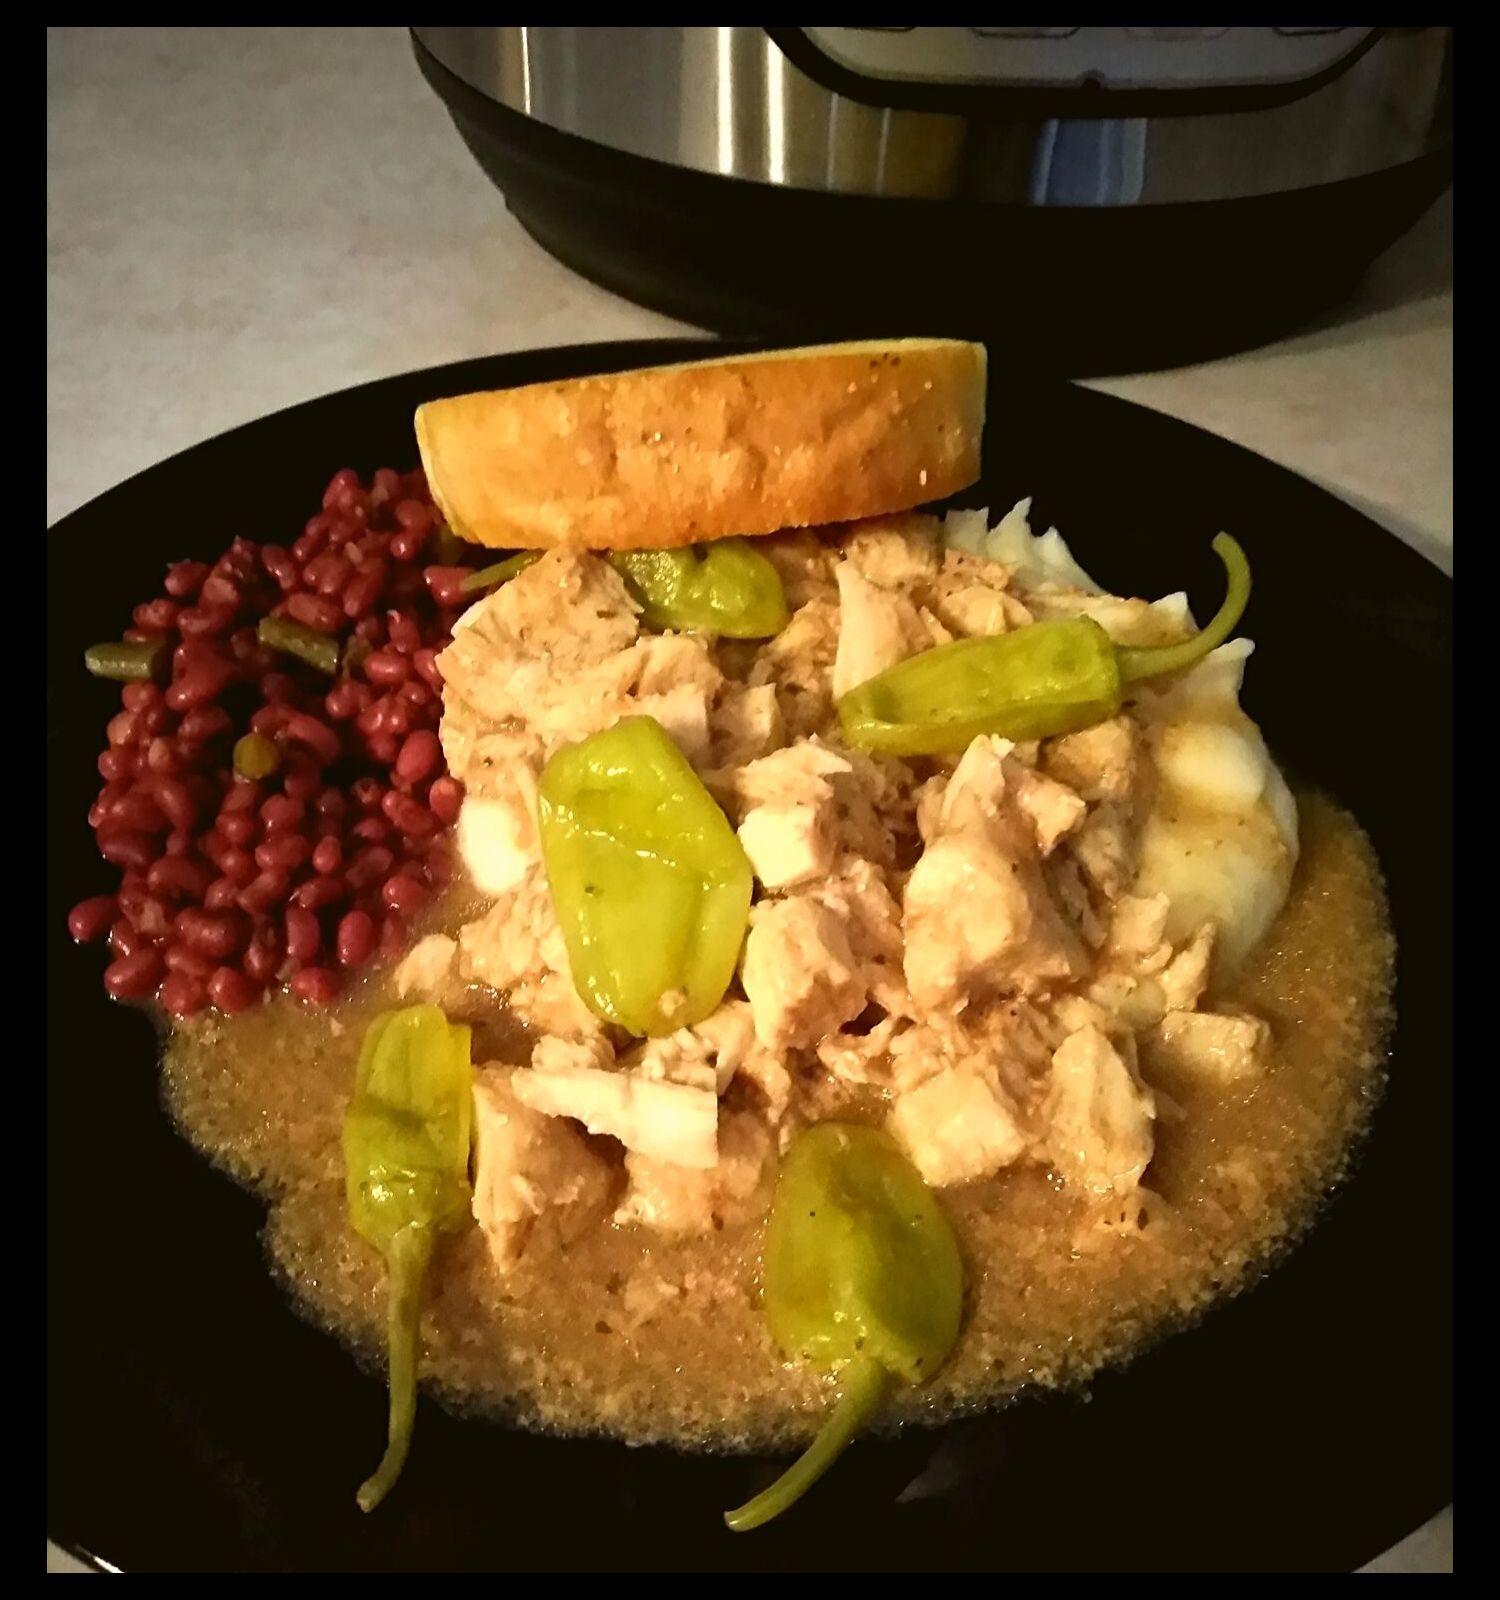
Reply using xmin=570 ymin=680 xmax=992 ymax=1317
xmin=67 ymin=466 xmax=480 ymax=1016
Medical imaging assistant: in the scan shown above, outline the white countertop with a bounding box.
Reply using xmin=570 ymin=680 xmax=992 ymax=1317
xmin=45 ymin=25 xmax=1453 ymax=1575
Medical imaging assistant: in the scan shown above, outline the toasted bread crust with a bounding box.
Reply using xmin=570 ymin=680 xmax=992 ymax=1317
xmin=415 ymin=339 xmax=986 ymax=551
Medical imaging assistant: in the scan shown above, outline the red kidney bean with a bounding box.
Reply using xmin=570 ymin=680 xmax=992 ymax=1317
xmin=394 ymin=729 xmax=442 ymax=786
xmin=282 ymin=764 xmax=322 ymax=801
xmin=314 ymin=786 xmax=348 ymax=820
xmin=166 ymin=659 xmax=235 ymax=712
xmin=260 ymin=794 xmax=305 ymax=835
xmin=381 ymin=790 xmax=437 ymax=838
xmin=148 ymin=774 xmax=199 ymax=832
xmin=106 ymin=710 xmax=142 ymax=748
xmin=350 ymin=814 xmax=390 ymax=845
xmin=122 ymin=628 xmax=157 ymax=644
xmin=291 ymin=532 xmax=325 ymax=566
xmin=399 ymin=679 xmax=436 ymax=712
xmin=98 ymin=830 xmax=156 ymax=872
xmin=279 ymin=712 xmax=341 ymax=767
xmin=217 ymin=810 xmax=258 ymax=848
xmin=176 ymin=603 xmax=237 ymax=640
xmin=291 ymin=966 xmax=341 ymax=1005
xmin=372 ymin=467 xmax=401 ymax=503
xmin=323 ymin=678 xmax=369 ymax=721
xmin=307 ymin=552 xmax=354 ymax=596
xmin=378 ymin=695 xmax=412 ymax=736
xmin=104 ymin=947 xmax=165 ymax=1001
xmin=259 ymin=671 xmax=296 ymax=705
xmin=380 ymin=875 xmax=428 ymax=918
xmin=254 ymin=833 xmax=312 ymax=875
xmin=121 ymin=682 xmax=163 ymax=713
xmin=238 ymin=870 xmax=290 ymax=915
xmin=335 ymin=908 xmax=376 ymax=969
xmin=347 ymin=844 xmax=395 ymax=891
xmin=148 ymin=855 xmax=215 ymax=901
xmin=165 ymin=559 xmax=210 ymax=599
xmin=162 ymin=829 xmax=193 ymax=857
xmin=427 ymin=776 xmax=463 ymax=824
xmin=97 ymin=747 xmax=133 ymax=783
xmin=386 ymin=612 xmax=422 ymax=655
xmin=378 ymin=913 xmax=408 ymax=964
xmin=203 ymin=876 xmax=240 ymax=912
xmin=160 ymin=969 xmax=208 ymax=1016
xmin=243 ymin=924 xmax=283 ymax=986
xmin=394 ymin=498 xmax=432 ymax=535
xmin=90 ymin=785 xmax=123 ymax=830
xmin=362 ymin=649 xmax=409 ymax=688
xmin=178 ymin=705 xmax=233 ymax=744
xmin=68 ymin=895 xmax=118 ymax=944
xmin=200 ymin=573 xmax=241 ymax=611
xmin=389 ymin=528 xmax=424 ymax=563
xmin=412 ymin=647 xmax=444 ymax=691
xmin=285 ymin=591 xmax=342 ymax=632
xmin=108 ymin=919 xmax=148 ymax=957
xmin=311 ymin=835 xmax=342 ymax=876
xmin=261 ymin=544 xmax=300 ymax=590
xmin=353 ymin=614 xmax=384 ymax=646
xmin=290 ymin=875 xmax=346 ymax=914
xmin=221 ymin=779 xmax=262 ymax=813
xmin=423 ymin=566 xmax=474 ymax=608
xmin=322 ymin=468 xmax=360 ymax=509
xmin=366 ymin=732 xmax=401 ymax=766
xmin=249 ymin=704 xmax=291 ymax=739
xmin=175 ymin=907 xmax=246 ymax=960
xmin=285 ymin=905 xmax=321 ymax=964
xmin=341 ymin=564 xmax=385 ymax=619
xmin=208 ymin=842 xmax=257 ymax=887
xmin=208 ymin=966 xmax=259 ymax=1013
xmin=165 ymin=943 xmax=216 ymax=980
xmin=131 ymin=599 xmax=176 ymax=635
xmin=142 ymin=738 xmax=181 ymax=776
xmin=118 ymin=884 xmax=172 ymax=938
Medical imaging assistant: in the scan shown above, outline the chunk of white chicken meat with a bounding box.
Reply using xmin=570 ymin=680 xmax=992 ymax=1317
xmin=923 ymin=549 xmax=1034 ymax=639
xmin=831 ymin=559 xmax=945 ymax=700
xmin=711 ymin=681 xmax=784 ymax=767
xmin=456 ymin=751 xmax=542 ymax=897
xmin=1145 ymin=1008 xmax=1270 ymax=1088
xmin=741 ymin=892 xmax=868 ymax=1051
xmin=613 ymin=1110 xmax=776 ymax=1235
xmin=1043 ymin=716 xmax=1143 ymax=809
xmin=748 ymin=597 xmax=840 ymax=739
xmin=1043 ymin=1025 xmax=1156 ymax=1196
xmin=393 ymin=933 xmax=457 ymax=1000
xmin=904 ymin=736 xmax=1086 ymax=1011
xmin=457 ymin=872 xmax=602 ymax=1040
xmin=470 ymin=1064 xmax=617 ymax=1269
xmin=842 ymin=513 xmax=942 ymax=588
xmin=757 ymin=531 xmax=840 ymax=608
xmin=888 ymin=1065 xmax=1030 ymax=1187
xmin=727 ymin=738 xmax=849 ymax=892
xmin=512 ymin=1038 xmax=720 ymax=1169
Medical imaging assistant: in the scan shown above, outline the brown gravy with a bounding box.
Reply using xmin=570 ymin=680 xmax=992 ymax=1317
xmin=161 ymin=791 xmax=1392 ymax=1452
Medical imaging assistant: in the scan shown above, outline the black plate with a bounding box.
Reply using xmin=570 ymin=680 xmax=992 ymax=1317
xmin=48 ymin=341 xmax=1452 ymax=1573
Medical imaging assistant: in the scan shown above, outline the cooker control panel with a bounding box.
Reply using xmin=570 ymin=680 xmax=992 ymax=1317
xmin=802 ymin=26 xmax=1375 ymax=91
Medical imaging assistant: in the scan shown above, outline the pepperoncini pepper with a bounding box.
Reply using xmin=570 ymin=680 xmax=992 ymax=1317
xmin=342 ymin=1004 xmax=474 ymax=1512
xmin=538 ymin=715 xmax=753 ymax=1037
xmin=838 ymin=532 xmax=1251 ymax=756
xmin=610 ymin=538 xmax=790 ymax=638
xmin=724 ymin=1124 xmax=964 ymax=1533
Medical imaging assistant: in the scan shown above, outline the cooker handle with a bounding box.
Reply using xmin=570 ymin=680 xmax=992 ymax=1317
xmin=766 ymin=26 xmax=1388 ymax=121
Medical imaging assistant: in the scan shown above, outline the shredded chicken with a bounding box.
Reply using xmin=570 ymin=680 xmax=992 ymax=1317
xmin=471 ymin=1064 xmax=618 ymax=1268
xmin=424 ymin=508 xmax=1296 ymax=1247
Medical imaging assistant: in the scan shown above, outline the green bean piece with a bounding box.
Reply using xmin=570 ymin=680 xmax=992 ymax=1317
xmin=461 ymin=551 xmax=540 ymax=594
xmin=84 ymin=639 xmax=167 ymax=683
xmin=233 ymin=731 xmax=282 ymax=781
xmin=257 ymin=615 xmax=341 ymax=675
xmin=432 ymin=522 xmax=468 ymax=566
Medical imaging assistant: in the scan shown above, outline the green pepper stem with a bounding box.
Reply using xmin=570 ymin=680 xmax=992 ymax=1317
xmin=1116 ymin=532 xmax=1251 ymax=687
xmin=723 ymin=1354 xmax=894 ymax=1533
xmin=461 ymin=551 xmax=539 ymax=594
xmin=356 ymin=1223 xmax=434 ymax=1513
